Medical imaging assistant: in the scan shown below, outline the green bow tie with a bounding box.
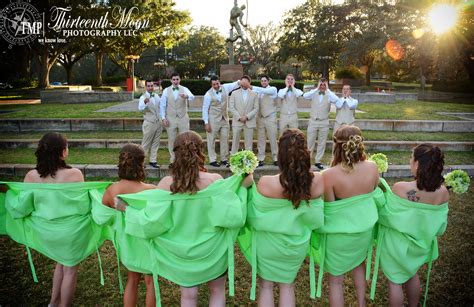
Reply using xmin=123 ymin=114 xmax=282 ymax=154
xmin=287 ymin=88 xmax=292 ymax=92
xmin=319 ymin=91 xmax=325 ymax=95
xmin=172 ymin=87 xmax=179 ymax=91
xmin=216 ymin=89 xmax=222 ymax=94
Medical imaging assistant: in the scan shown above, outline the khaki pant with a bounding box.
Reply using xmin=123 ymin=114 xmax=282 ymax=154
xmin=307 ymin=119 xmax=330 ymax=164
xmin=257 ymin=114 xmax=278 ymax=162
xmin=141 ymin=120 xmax=163 ymax=163
xmin=279 ymin=113 xmax=298 ymax=133
xmin=206 ymin=118 xmax=230 ymax=162
xmin=166 ymin=115 xmax=190 ymax=162
xmin=231 ymin=125 xmax=254 ymax=154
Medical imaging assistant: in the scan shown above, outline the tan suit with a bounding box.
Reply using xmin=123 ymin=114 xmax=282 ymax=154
xmin=307 ymin=93 xmax=331 ymax=164
xmin=205 ymin=88 xmax=230 ymax=162
xmin=229 ymin=89 xmax=259 ymax=154
xmin=255 ymin=89 xmax=278 ymax=162
xmin=334 ymin=97 xmax=357 ymax=134
xmin=279 ymin=91 xmax=299 ymax=132
xmin=139 ymin=93 xmax=162 ymax=163
xmin=163 ymin=85 xmax=190 ymax=162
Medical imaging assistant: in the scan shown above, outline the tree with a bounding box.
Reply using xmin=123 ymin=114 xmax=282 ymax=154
xmin=58 ymin=39 xmax=92 ymax=84
xmin=167 ymin=26 xmax=227 ymax=78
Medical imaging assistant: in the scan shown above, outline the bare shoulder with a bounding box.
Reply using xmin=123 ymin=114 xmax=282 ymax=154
xmin=157 ymin=176 xmax=172 ymax=191
xmin=24 ymin=169 xmax=40 ymax=182
xmin=439 ymin=185 xmax=450 ymax=203
xmin=392 ymin=181 xmax=410 ymax=198
xmin=210 ymin=172 xmax=223 ymax=181
xmin=256 ymin=175 xmax=279 ymax=197
xmin=143 ymin=182 xmax=157 ymax=190
xmin=311 ymin=172 xmax=324 ymax=198
xmin=65 ymin=168 xmax=84 ymax=182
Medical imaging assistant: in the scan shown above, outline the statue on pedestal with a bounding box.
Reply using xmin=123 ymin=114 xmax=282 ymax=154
xmin=227 ymin=0 xmax=248 ymax=44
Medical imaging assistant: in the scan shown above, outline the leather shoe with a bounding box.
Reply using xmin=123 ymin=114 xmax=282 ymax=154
xmin=258 ymin=161 xmax=265 ymax=167
xmin=273 ymin=161 xmax=278 ymax=166
xmin=314 ymin=163 xmax=324 ymax=170
xmin=221 ymin=160 xmax=230 ymax=167
xmin=210 ymin=161 xmax=221 ymax=167
xmin=149 ymin=162 xmax=160 ymax=168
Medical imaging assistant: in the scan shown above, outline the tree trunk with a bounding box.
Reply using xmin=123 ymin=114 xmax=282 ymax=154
xmin=65 ymin=65 xmax=73 ymax=85
xmin=365 ymin=64 xmax=371 ymax=86
xmin=96 ymin=51 xmax=103 ymax=86
xmin=39 ymin=47 xmax=50 ymax=88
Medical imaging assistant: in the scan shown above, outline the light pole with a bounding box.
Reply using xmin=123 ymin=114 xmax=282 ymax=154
xmin=125 ymin=55 xmax=140 ymax=92
xmin=291 ymin=63 xmax=302 ymax=79
xmin=318 ymin=55 xmax=332 ymax=78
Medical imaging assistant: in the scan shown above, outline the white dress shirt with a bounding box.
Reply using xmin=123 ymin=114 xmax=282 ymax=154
xmin=159 ymin=85 xmax=195 ymax=119
xmin=303 ymin=88 xmax=339 ymax=103
xmin=252 ymin=85 xmax=278 ymax=99
xmin=277 ymin=87 xmax=303 ymax=99
xmin=202 ymin=81 xmax=240 ymax=124
xmin=138 ymin=91 xmax=159 ymax=111
xmin=335 ymin=96 xmax=358 ymax=109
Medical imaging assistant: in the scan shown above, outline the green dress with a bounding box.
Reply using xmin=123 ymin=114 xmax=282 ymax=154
xmin=311 ymin=182 xmax=385 ymax=297
xmin=370 ymin=180 xmax=448 ymax=306
xmin=238 ymin=185 xmax=324 ymax=299
xmin=92 ymin=175 xmax=248 ymax=307
xmin=0 ymin=181 xmax=111 ymax=283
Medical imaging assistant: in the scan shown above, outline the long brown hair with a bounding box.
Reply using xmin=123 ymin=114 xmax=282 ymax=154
xmin=170 ymin=131 xmax=207 ymax=194
xmin=278 ymin=129 xmax=314 ymax=208
xmin=331 ymin=125 xmax=367 ymax=171
xmin=118 ymin=144 xmax=146 ymax=182
xmin=413 ymin=144 xmax=445 ymax=192
xmin=35 ymin=132 xmax=71 ymax=178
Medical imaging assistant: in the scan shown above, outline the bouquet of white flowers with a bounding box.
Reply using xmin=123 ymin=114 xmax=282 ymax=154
xmin=368 ymin=153 xmax=388 ymax=173
xmin=229 ymin=150 xmax=258 ymax=176
xmin=444 ymin=170 xmax=470 ymax=194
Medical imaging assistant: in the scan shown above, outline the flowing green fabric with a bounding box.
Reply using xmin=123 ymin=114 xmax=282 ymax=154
xmin=0 ymin=181 xmax=111 ymax=283
xmin=92 ymin=175 xmax=247 ymax=306
xmin=370 ymin=179 xmax=448 ymax=307
xmin=311 ymin=183 xmax=385 ymax=297
xmin=237 ymin=185 xmax=324 ymax=300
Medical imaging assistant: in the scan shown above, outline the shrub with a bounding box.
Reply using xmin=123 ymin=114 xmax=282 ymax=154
xmin=11 ymin=78 xmax=38 ymax=89
xmin=432 ymin=80 xmax=474 ymax=93
xmin=335 ymin=66 xmax=364 ymax=80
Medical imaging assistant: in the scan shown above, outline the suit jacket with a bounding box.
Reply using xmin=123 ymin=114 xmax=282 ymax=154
xmin=229 ymin=89 xmax=259 ymax=128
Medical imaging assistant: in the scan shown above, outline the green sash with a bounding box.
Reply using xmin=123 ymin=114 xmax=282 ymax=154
xmin=92 ymin=175 xmax=247 ymax=306
xmin=0 ymin=181 xmax=111 ymax=284
xmin=370 ymin=179 xmax=448 ymax=307
xmin=238 ymin=185 xmax=324 ymax=300
xmin=311 ymin=183 xmax=385 ymax=297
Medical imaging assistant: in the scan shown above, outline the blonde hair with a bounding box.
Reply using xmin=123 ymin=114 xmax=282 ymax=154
xmin=331 ymin=125 xmax=367 ymax=172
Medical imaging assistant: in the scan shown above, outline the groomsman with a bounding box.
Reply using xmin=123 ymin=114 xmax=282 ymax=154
xmin=334 ymin=84 xmax=358 ymax=134
xmin=303 ymin=78 xmax=338 ymax=170
xmin=202 ymin=75 xmax=240 ymax=167
xmin=160 ymin=72 xmax=195 ymax=163
xmin=138 ymin=80 xmax=162 ymax=168
xmin=229 ymin=75 xmax=259 ymax=154
xmin=277 ymin=74 xmax=303 ymax=132
xmin=251 ymin=75 xmax=278 ymax=166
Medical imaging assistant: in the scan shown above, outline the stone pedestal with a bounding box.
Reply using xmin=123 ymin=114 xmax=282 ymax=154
xmin=220 ymin=64 xmax=243 ymax=82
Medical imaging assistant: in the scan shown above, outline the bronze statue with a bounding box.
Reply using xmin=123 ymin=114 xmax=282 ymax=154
xmin=227 ymin=0 xmax=247 ymax=43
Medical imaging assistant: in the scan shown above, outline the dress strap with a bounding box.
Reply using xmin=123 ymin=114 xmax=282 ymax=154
xmin=112 ymin=232 xmax=123 ymax=294
xmin=25 ymin=245 xmax=38 ymax=282
xmin=250 ymin=230 xmax=257 ymax=300
xmin=316 ymin=234 xmax=327 ymax=298
xmin=309 ymin=233 xmax=316 ymax=299
xmin=422 ymin=239 xmax=437 ymax=307
xmin=153 ymin=273 xmax=161 ymax=307
xmin=370 ymin=224 xmax=385 ymax=300
xmin=366 ymin=226 xmax=376 ymax=281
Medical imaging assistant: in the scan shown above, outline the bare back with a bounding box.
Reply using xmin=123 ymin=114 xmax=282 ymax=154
xmin=102 ymin=180 xmax=156 ymax=207
xmin=256 ymin=172 xmax=324 ymax=200
xmin=24 ymin=168 xmax=84 ymax=184
xmin=322 ymin=161 xmax=379 ymax=202
xmin=392 ymin=181 xmax=449 ymax=205
xmin=157 ymin=172 xmax=223 ymax=192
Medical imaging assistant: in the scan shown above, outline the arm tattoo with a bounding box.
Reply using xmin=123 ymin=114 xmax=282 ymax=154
xmin=407 ymin=189 xmax=420 ymax=202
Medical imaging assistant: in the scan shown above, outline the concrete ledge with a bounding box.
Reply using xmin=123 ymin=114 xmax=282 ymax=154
xmin=1 ymin=164 xmax=472 ymax=179
xmin=41 ymin=90 xmax=133 ymax=104
xmin=1 ymin=118 xmax=472 ymax=133
xmin=2 ymin=139 xmax=473 ymax=152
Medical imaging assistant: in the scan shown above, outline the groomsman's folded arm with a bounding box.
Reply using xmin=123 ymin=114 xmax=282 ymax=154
xmin=246 ymin=96 xmax=259 ymax=120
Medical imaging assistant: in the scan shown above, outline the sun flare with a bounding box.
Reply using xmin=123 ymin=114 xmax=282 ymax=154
xmin=428 ymin=4 xmax=459 ymax=35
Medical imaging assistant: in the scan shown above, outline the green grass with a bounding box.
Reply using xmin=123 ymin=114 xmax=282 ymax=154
xmin=1 ymin=148 xmax=472 ymax=166
xmin=1 ymin=130 xmax=473 ymax=142
xmin=0 ymin=181 xmax=472 ymax=305
xmin=0 ymin=100 xmax=472 ymax=120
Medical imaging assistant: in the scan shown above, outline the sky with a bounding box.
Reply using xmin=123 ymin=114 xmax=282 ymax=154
xmin=173 ymin=0 xmax=308 ymax=36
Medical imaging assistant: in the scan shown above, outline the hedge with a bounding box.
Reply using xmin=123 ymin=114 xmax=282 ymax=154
xmin=432 ymin=80 xmax=474 ymax=93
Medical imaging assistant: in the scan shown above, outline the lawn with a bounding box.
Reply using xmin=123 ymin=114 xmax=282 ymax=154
xmin=0 ymin=130 xmax=472 ymax=142
xmin=0 ymin=100 xmax=472 ymax=120
xmin=0 ymin=181 xmax=472 ymax=305
xmin=0 ymin=148 xmax=472 ymax=166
